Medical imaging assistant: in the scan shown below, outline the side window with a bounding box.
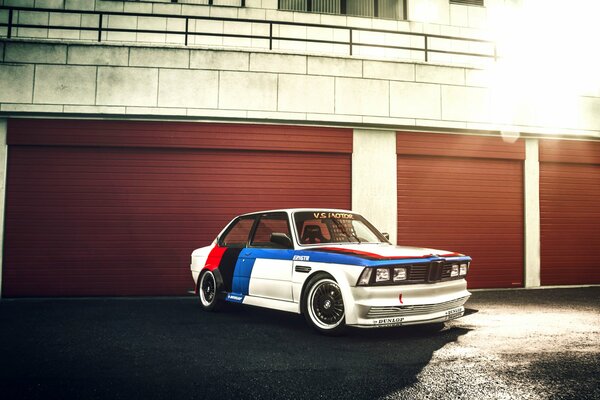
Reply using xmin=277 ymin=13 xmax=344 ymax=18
xmin=220 ymin=217 xmax=255 ymax=248
xmin=250 ymin=213 xmax=292 ymax=248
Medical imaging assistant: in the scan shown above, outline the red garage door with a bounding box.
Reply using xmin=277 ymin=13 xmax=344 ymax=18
xmin=397 ymin=132 xmax=525 ymax=289
xmin=540 ymin=139 xmax=600 ymax=285
xmin=3 ymin=119 xmax=352 ymax=297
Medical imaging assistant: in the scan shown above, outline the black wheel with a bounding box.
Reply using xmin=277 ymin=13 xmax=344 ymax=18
xmin=198 ymin=270 xmax=220 ymax=311
xmin=302 ymin=274 xmax=347 ymax=335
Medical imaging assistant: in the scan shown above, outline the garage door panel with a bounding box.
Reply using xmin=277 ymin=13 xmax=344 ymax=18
xmin=397 ymin=202 xmax=523 ymax=212
xmin=398 ymin=210 xmax=523 ymax=219
xmin=540 ymin=161 xmax=600 ymax=286
xmin=397 ymin=231 xmax=524 ymax=241
xmin=4 ymin=121 xmax=352 ymax=297
xmin=9 ymin=154 xmax=349 ymax=182
xmin=396 ymin=131 xmax=525 ymax=160
xmin=9 ymin=120 xmax=353 ymax=154
xmin=398 ymin=189 xmax=523 ymax=199
xmin=397 ymin=171 xmax=522 ymax=181
xmin=398 ymin=155 xmax=523 ymax=167
xmin=397 ymin=149 xmax=524 ymax=289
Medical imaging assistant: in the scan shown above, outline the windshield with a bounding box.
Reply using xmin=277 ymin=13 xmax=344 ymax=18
xmin=293 ymin=211 xmax=387 ymax=245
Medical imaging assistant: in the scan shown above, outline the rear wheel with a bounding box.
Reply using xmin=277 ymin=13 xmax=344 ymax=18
xmin=198 ymin=270 xmax=220 ymax=311
xmin=302 ymin=274 xmax=346 ymax=335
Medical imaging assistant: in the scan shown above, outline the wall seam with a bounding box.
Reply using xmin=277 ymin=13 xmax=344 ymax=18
xmin=216 ymin=70 xmax=221 ymax=109
xmin=155 ymin=68 xmax=160 ymax=107
xmin=333 ymin=76 xmax=336 ymax=114
xmin=275 ymin=73 xmax=279 ymax=111
xmin=31 ymin=64 xmax=37 ymax=104
xmin=94 ymin=65 xmax=99 ymax=105
xmin=388 ymin=80 xmax=391 ymax=117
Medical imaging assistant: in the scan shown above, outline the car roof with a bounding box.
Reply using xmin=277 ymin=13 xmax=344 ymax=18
xmin=238 ymin=208 xmax=355 ymax=217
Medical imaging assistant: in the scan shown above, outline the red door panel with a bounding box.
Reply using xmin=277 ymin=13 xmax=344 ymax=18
xmin=397 ymin=155 xmax=524 ymax=289
xmin=540 ymin=162 xmax=600 ymax=285
xmin=3 ymin=121 xmax=352 ymax=297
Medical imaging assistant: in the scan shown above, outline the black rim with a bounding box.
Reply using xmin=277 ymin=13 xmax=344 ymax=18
xmin=201 ymin=273 xmax=215 ymax=304
xmin=312 ymin=282 xmax=344 ymax=325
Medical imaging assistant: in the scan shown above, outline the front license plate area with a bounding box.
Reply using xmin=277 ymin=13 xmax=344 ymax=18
xmin=444 ymin=307 xmax=464 ymax=320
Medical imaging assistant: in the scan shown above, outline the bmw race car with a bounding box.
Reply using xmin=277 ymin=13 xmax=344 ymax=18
xmin=191 ymin=209 xmax=471 ymax=335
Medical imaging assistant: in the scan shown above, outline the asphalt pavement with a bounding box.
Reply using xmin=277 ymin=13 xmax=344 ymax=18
xmin=0 ymin=287 xmax=599 ymax=400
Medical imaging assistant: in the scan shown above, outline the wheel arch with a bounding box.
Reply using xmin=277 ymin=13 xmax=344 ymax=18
xmin=197 ymin=267 xmax=226 ymax=295
xmin=298 ymin=267 xmax=358 ymax=325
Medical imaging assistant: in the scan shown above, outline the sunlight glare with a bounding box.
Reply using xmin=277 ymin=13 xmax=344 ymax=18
xmin=487 ymin=0 xmax=600 ymax=132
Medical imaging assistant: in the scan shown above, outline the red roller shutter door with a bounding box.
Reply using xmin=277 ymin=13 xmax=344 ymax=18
xmin=540 ymin=139 xmax=600 ymax=285
xmin=397 ymin=132 xmax=525 ymax=289
xmin=4 ymin=119 xmax=352 ymax=297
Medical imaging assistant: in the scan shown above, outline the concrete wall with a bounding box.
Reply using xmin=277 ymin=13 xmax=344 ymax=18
xmin=1 ymin=41 xmax=598 ymax=137
xmin=0 ymin=0 xmax=491 ymax=30
xmin=407 ymin=0 xmax=495 ymax=29
xmin=0 ymin=0 xmax=496 ymax=68
xmin=352 ymin=129 xmax=397 ymax=245
xmin=524 ymin=138 xmax=540 ymax=287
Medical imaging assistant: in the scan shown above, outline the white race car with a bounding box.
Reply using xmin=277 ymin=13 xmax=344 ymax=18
xmin=191 ymin=209 xmax=471 ymax=335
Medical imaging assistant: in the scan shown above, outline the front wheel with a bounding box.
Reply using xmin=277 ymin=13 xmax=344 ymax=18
xmin=302 ymin=274 xmax=347 ymax=335
xmin=198 ymin=270 xmax=220 ymax=311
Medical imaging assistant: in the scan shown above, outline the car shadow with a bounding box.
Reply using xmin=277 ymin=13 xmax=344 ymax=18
xmin=187 ymin=301 xmax=474 ymax=399
xmin=0 ymin=298 xmax=474 ymax=400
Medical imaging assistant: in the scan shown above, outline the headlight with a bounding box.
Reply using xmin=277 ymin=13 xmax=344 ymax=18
xmin=375 ymin=268 xmax=390 ymax=282
xmin=459 ymin=263 xmax=468 ymax=276
xmin=451 ymin=264 xmax=459 ymax=277
xmin=357 ymin=268 xmax=372 ymax=286
xmin=393 ymin=267 xmax=407 ymax=281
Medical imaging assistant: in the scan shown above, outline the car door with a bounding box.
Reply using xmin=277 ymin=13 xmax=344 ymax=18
xmin=238 ymin=212 xmax=294 ymax=302
xmin=217 ymin=215 xmax=257 ymax=294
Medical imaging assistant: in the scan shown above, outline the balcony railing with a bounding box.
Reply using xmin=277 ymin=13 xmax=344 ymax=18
xmin=0 ymin=5 xmax=496 ymax=66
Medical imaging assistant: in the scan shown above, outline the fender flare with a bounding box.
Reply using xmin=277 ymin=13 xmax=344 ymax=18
xmin=197 ymin=268 xmax=227 ymax=299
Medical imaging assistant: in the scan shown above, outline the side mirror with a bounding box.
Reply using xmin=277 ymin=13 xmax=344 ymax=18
xmin=382 ymin=232 xmax=390 ymax=240
xmin=270 ymin=233 xmax=293 ymax=249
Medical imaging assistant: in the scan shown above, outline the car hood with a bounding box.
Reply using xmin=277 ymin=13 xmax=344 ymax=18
xmin=301 ymin=243 xmax=465 ymax=261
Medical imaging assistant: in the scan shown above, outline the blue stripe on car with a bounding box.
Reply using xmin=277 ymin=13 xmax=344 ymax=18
xmin=229 ymin=247 xmax=471 ymax=281
xmin=231 ymin=249 xmax=296 ymax=295
xmin=231 ymin=257 xmax=255 ymax=295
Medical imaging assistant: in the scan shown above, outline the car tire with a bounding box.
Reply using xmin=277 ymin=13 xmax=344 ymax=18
xmin=302 ymin=274 xmax=347 ymax=336
xmin=198 ymin=269 xmax=220 ymax=312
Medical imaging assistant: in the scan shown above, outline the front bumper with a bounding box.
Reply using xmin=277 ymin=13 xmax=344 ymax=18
xmin=346 ymin=279 xmax=471 ymax=328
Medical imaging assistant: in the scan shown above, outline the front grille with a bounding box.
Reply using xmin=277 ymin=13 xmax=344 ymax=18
xmin=366 ymin=296 xmax=469 ymax=319
xmin=399 ymin=261 xmax=461 ymax=284
xmin=408 ymin=264 xmax=428 ymax=281
xmin=441 ymin=264 xmax=453 ymax=279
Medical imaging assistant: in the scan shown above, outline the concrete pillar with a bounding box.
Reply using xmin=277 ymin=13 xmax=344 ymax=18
xmin=352 ymin=129 xmax=398 ymax=245
xmin=524 ymin=138 xmax=541 ymax=287
xmin=0 ymin=119 xmax=6 ymax=298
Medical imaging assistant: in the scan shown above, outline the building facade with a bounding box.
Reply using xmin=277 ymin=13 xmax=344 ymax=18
xmin=0 ymin=0 xmax=598 ymax=296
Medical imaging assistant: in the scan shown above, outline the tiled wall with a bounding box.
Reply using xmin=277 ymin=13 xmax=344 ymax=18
xmin=1 ymin=41 xmax=599 ymax=136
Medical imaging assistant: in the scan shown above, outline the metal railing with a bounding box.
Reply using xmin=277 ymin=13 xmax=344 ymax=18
xmin=0 ymin=6 xmax=496 ymax=65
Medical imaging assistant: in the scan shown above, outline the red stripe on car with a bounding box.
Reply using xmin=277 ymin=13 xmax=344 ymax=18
xmin=205 ymin=246 xmax=227 ymax=271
